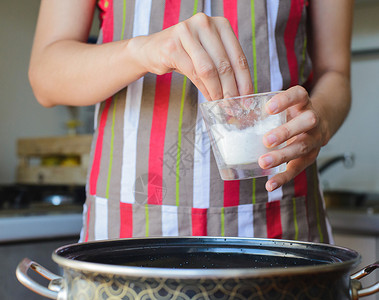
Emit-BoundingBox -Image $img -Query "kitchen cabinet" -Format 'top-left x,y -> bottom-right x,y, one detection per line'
16,135 -> 92,185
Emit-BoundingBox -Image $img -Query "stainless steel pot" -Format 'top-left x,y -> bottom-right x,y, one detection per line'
16,237 -> 379,300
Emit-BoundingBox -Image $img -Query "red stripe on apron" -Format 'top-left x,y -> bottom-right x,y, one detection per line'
120,203 -> 133,238
294,170 -> 307,197
294,169 -> 309,239
266,200 -> 282,239
192,208 -> 208,236
148,74 -> 172,205
147,0 -> 181,205
222,0 -> 240,208
223,181 -> 240,207
84,202 -> 91,242
284,0 -> 304,86
89,98 -> 112,195
223,0 -> 239,36
98,0 -> 114,43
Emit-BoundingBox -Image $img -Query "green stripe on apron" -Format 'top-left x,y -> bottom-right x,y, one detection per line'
106,95 -> 118,199
250,0 -> 258,201
145,204 -> 149,237
299,35 -> 307,83
313,165 -> 324,242
250,0 -> 258,93
175,1 -> 199,206
121,0 -> 127,39
221,207 -> 225,236
176,77 -> 187,206
292,197 -> 299,240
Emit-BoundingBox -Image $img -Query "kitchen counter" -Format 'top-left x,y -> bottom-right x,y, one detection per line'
327,208 -> 379,236
0,213 -> 82,243
0,205 -> 83,243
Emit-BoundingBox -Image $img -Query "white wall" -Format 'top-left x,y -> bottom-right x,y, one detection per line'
0,1 -> 97,184
318,0 -> 379,193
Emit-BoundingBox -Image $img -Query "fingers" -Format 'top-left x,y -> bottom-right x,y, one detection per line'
196,17 -> 239,99
177,20 -> 225,100
259,132 -> 321,192
257,85 -> 322,193
266,85 -> 309,114
259,132 -> 320,170
265,149 -> 319,192
166,34 -> 212,100
144,13 -> 252,100
175,13 -> 253,100
262,109 -> 319,148
213,17 -> 254,97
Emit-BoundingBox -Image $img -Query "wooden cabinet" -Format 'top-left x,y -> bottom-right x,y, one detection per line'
16,135 -> 92,185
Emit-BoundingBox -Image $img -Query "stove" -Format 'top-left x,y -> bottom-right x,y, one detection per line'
0,184 -> 85,215
0,184 -> 85,242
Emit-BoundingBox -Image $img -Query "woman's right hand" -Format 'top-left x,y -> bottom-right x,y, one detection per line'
131,13 -> 253,101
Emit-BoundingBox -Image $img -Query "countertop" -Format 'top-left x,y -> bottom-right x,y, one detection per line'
327,208 -> 379,236
0,208 -> 82,243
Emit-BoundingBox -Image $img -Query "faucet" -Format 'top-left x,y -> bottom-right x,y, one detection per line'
318,152 -> 355,175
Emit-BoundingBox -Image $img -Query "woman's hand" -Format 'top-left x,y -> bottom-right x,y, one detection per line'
258,86 -> 328,192
131,13 -> 253,100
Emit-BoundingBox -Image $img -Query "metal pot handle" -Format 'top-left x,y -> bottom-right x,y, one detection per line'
350,261 -> 379,299
16,258 -> 62,299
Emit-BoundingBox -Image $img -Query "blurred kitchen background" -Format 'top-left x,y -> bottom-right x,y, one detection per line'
0,0 -> 378,299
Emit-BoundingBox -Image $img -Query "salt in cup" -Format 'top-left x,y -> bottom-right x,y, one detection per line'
200,91 -> 286,180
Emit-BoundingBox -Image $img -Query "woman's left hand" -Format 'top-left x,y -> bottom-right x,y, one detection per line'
258,85 -> 327,192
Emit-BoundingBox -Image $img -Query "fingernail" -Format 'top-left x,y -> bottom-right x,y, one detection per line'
265,134 -> 278,146
269,181 -> 278,191
261,155 -> 273,168
267,100 -> 278,114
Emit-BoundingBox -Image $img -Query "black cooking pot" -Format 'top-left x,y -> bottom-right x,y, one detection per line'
16,237 -> 379,299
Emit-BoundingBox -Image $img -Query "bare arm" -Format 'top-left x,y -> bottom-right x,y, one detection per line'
308,0 -> 353,144
29,0 -> 253,107
258,0 -> 353,191
29,0 -> 148,107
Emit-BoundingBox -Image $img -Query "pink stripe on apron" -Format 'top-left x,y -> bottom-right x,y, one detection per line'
147,0 -> 181,205
192,208 -> 208,236
89,98 -> 112,195
222,0 -> 240,208
266,200 -> 282,239
284,0 -> 304,86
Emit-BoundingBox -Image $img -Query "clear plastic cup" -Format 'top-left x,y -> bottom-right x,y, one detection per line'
200,92 -> 286,180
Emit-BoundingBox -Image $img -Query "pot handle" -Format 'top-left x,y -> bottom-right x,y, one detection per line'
16,258 -> 61,299
350,261 -> 379,299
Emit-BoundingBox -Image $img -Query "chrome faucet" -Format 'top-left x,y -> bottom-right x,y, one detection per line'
318,152 -> 355,175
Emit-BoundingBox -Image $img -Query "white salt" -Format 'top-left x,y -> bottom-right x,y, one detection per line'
211,116 -> 281,166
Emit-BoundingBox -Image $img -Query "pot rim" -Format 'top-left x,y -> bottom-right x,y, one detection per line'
52,237 -> 361,279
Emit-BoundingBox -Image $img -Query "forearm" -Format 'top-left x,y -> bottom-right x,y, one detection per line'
310,70 -> 351,146
29,38 -> 146,107
307,0 -> 353,147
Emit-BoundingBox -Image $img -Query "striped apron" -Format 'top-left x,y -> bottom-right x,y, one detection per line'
80,0 -> 333,243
